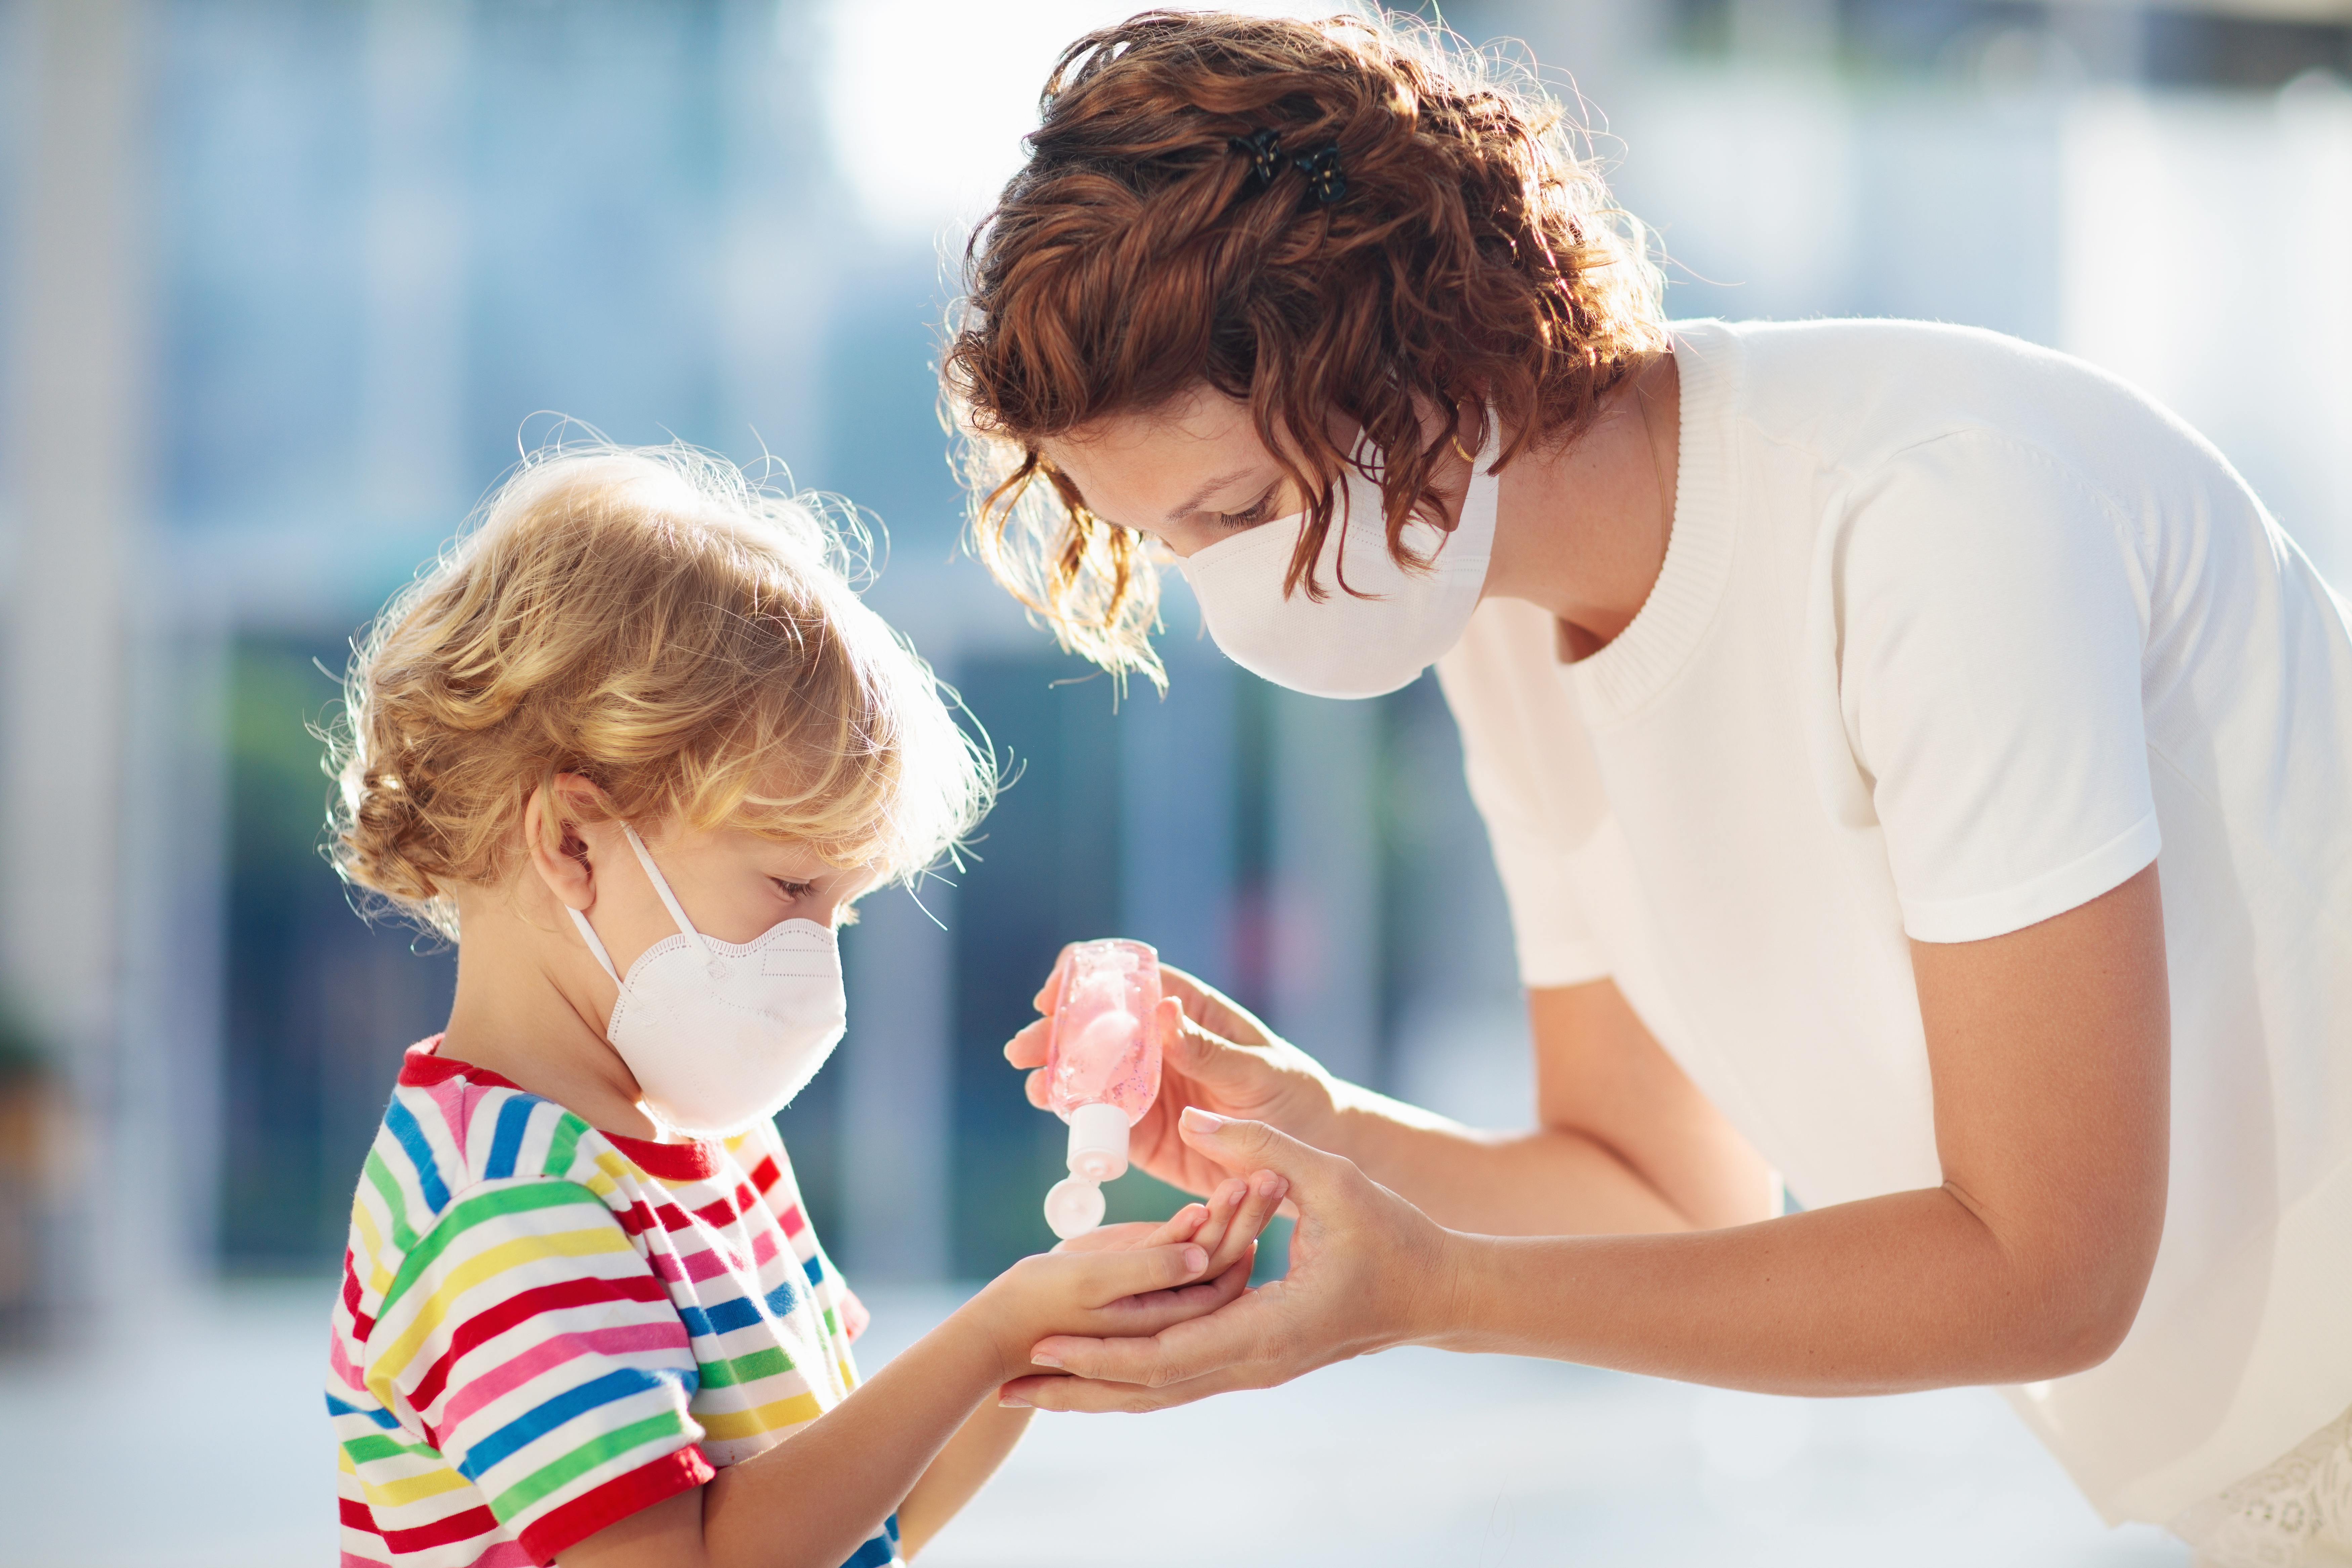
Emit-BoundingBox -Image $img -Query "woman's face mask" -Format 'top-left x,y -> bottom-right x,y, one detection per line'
568,825 -> 848,1139
1175,423 -> 1502,699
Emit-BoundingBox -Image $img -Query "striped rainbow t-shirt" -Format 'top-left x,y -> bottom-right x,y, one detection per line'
327,1040 -> 897,1567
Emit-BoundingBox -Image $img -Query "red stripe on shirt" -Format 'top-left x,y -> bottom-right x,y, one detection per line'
747,1154 -> 782,1193
409,1272 -> 671,1418
343,1252 -> 377,1341
515,1447 -> 715,1566
376,1500 -> 506,1553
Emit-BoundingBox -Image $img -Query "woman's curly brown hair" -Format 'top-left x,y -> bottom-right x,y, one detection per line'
943,8 -> 1666,684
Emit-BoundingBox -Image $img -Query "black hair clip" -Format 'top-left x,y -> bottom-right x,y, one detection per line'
1227,127 -> 1284,188
1293,142 -> 1346,205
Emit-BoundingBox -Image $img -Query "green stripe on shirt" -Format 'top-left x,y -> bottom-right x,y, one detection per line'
363,1149 -> 422,1254
343,1432 -> 447,1466
696,1344 -> 796,1388
378,1180 -> 614,1318
488,1409 -> 692,1522
541,1112 -> 587,1179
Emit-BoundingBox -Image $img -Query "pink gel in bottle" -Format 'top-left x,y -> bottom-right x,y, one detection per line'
1041,939 -> 1163,1239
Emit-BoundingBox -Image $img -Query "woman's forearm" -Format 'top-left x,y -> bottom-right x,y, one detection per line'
1324,1087 -> 1698,1236
1426,1185 -> 2144,1394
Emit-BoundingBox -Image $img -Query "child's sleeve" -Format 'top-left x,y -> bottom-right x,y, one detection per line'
364,1175 -> 713,1564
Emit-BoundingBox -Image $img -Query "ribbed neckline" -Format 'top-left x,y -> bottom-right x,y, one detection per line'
1565,320 -> 1741,727
401,1035 -> 724,1181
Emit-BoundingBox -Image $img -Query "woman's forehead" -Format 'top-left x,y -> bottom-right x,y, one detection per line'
1044,393 -> 1275,526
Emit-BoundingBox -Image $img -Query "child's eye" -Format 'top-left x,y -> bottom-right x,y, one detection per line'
771,878 -> 816,901
1212,486 -> 1278,531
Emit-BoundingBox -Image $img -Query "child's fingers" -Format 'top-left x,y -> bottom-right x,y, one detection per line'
1065,1252 -> 1254,1342
1190,1170 -> 1286,1280
1024,1068 -> 1048,1110
1136,1203 -> 1211,1249
1175,1177 -> 1249,1261
1052,1220 -> 1179,1255
1067,1241 -> 1209,1308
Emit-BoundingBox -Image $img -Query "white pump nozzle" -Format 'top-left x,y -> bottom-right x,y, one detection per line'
1044,1176 -> 1107,1239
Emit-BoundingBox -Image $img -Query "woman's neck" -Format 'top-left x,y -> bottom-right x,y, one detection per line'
1482,352 -> 1680,658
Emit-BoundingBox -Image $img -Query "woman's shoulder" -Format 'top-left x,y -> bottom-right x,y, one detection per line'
1677,316 -> 2229,506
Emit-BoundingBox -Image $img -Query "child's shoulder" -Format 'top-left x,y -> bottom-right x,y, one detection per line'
362,1040 -> 599,1217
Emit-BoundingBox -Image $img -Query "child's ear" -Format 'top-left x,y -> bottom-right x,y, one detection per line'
523,774 -> 611,912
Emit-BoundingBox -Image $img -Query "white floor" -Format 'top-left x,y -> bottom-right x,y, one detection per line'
0,1280 -> 2188,1566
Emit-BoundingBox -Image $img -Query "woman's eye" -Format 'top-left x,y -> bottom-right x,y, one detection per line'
1212,487 -> 1278,531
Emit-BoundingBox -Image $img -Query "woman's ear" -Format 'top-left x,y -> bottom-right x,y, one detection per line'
523,773 -> 611,913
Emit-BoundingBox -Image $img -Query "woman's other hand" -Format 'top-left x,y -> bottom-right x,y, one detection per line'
998,1109 -> 1456,1412
1004,956 -> 1347,1199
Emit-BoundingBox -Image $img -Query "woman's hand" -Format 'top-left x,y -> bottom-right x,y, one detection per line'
954,1169 -> 1289,1389
997,1109 -> 1457,1413
1005,957 -> 1347,1198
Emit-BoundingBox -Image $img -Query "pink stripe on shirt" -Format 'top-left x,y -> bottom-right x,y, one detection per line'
434,1323 -> 692,1436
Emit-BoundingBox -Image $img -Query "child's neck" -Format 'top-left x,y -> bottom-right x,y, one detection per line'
439,897 -> 678,1143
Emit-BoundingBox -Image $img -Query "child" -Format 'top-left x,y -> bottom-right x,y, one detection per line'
322,446 -> 1285,1568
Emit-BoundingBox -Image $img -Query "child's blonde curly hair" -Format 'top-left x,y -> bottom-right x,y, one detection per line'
325,442 -> 992,939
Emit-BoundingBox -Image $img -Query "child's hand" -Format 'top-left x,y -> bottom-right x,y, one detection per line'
1049,1170 -> 1287,1287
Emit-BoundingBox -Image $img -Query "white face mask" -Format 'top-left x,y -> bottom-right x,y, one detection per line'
567,825 -> 848,1139
1176,422 -> 1502,699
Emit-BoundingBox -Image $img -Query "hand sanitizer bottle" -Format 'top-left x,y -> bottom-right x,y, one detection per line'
1041,939 -> 1163,1240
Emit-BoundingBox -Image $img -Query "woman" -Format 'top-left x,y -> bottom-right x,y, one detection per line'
943,12 -> 2352,1564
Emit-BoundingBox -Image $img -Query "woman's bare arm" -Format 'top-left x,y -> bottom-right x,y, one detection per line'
1321,977 -> 1779,1235
1007,864 -> 2170,1406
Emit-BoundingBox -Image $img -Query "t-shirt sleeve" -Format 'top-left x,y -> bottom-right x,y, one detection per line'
1838,429 -> 2161,942
365,1177 -> 714,1564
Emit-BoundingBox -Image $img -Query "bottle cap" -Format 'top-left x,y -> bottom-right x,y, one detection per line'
1044,1176 -> 1106,1239
1065,1101 -> 1131,1182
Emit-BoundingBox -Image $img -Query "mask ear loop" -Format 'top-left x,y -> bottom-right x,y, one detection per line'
620,824 -> 724,976
568,906 -> 622,985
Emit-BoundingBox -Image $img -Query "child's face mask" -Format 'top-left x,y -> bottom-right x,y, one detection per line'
568,824 -> 847,1138
1174,422 -> 1502,700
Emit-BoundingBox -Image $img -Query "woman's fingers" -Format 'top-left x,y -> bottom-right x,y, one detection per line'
1030,943 -> 1077,1013
1072,1254 -> 1254,1341
1003,1016 -> 1051,1070
1001,1357 -> 1266,1413
1156,964 -> 1275,1049
1018,1282 -> 1288,1404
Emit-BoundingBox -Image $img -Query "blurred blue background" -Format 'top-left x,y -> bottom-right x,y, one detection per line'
0,0 -> 2345,1562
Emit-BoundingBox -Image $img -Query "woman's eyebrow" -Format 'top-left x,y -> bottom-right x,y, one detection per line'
1162,467 -> 1264,524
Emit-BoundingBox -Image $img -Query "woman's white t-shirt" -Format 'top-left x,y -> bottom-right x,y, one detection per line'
1434,318 -> 2352,1525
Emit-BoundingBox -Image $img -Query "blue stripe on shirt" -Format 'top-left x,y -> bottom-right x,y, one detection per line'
326,1392 -> 402,1428
383,1098 -> 452,1213
459,1366 -> 692,1480
485,1095 -> 538,1181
